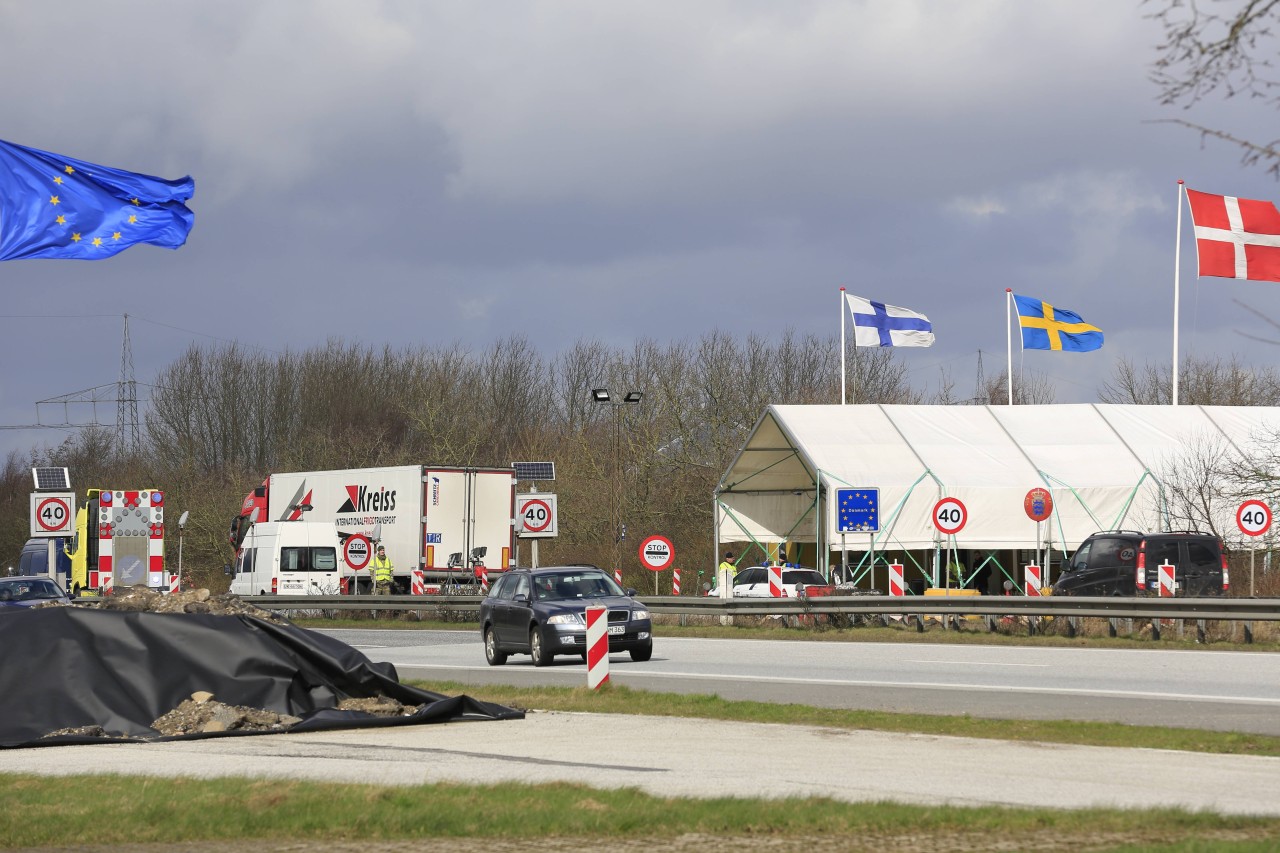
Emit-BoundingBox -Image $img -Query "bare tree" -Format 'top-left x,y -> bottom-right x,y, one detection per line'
1148,0 -> 1280,176
1100,353 -> 1280,404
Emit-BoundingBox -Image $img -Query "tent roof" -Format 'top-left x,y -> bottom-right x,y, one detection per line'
717,404 -> 1280,552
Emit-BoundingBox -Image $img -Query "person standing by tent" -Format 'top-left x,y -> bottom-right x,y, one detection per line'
715,551 -> 737,592
371,545 -> 395,595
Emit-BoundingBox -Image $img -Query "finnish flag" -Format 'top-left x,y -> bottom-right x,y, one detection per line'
844,293 -> 934,348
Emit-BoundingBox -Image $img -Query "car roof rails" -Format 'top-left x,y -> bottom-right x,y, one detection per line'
1088,529 -> 1146,537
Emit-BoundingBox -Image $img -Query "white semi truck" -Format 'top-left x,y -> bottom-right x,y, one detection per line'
229,465 -> 516,593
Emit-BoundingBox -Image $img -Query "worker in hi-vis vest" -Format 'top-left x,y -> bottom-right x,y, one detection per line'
371,545 -> 395,594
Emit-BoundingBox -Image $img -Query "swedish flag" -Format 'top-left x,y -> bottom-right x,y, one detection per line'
1013,293 -> 1103,352
0,138 -> 194,261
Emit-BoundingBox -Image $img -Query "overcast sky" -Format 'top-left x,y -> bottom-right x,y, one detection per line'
3,0 -> 1279,463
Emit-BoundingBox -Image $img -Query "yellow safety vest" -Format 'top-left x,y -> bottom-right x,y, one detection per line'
372,555 -> 394,584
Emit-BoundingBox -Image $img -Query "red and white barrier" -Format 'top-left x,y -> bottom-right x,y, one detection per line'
585,605 -> 609,689
411,568 -> 425,596
888,563 -> 905,597
1158,561 -> 1176,597
169,573 -> 181,594
478,566 -> 489,593
768,564 -> 783,597
1024,564 -> 1042,597
102,573 -> 113,596
672,568 -> 681,595
614,569 -> 623,586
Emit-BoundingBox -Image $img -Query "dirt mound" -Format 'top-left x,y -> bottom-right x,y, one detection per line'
84,585 -> 291,624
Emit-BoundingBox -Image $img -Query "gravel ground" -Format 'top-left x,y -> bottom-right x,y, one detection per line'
12,828 -> 1278,853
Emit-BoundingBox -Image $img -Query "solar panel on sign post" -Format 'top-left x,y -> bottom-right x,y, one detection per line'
513,461 -> 555,481
32,467 -> 71,491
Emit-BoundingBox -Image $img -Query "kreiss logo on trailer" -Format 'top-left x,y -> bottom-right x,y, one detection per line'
329,479 -> 400,531
638,535 -> 675,571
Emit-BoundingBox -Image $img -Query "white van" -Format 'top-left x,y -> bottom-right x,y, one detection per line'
229,521 -> 343,596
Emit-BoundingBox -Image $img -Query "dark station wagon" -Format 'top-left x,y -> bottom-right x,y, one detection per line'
480,566 -> 653,666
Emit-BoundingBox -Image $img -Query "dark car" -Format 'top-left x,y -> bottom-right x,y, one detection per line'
1052,530 -> 1228,597
480,566 -> 653,666
0,576 -> 71,611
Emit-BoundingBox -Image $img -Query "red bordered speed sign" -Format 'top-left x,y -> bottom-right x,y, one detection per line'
932,497 -> 968,535
1237,500 -> 1272,537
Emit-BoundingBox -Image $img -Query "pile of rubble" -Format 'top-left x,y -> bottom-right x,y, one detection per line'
43,692 -> 421,740
86,585 -> 292,624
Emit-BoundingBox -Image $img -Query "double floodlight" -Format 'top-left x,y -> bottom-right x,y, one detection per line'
592,388 -> 643,404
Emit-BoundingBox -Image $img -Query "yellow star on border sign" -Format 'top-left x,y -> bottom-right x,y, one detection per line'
112,232 -> 121,241
71,233 -> 81,242
91,237 -> 102,247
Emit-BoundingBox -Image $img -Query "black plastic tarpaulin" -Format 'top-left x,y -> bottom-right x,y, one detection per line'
0,607 -> 523,749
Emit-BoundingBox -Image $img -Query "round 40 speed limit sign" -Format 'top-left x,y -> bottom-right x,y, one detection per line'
1237,499 -> 1272,537
932,497 -> 968,535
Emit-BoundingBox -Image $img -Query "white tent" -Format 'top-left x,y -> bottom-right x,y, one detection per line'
715,404 -> 1280,574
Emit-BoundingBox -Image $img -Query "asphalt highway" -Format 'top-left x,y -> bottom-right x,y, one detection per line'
330,628 -> 1280,737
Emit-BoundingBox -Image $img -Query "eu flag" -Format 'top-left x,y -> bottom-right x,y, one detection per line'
0,139 -> 194,261
1013,293 -> 1103,352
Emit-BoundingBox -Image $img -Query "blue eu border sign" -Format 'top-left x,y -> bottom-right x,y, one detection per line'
836,488 -> 879,533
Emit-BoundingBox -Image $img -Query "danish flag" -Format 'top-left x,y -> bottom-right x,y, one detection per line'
1186,188 -> 1280,283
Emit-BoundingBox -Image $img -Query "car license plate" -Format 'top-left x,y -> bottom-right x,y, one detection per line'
607,625 -> 625,635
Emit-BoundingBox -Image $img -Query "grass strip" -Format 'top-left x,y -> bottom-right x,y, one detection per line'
1,773 -> 1278,849
410,679 -> 1280,758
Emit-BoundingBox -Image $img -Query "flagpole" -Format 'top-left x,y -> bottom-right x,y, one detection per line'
1005,288 -> 1014,405
1172,180 -> 1184,406
839,287 -> 847,405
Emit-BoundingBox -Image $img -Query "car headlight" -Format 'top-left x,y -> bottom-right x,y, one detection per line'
546,612 -> 584,625
631,608 -> 649,620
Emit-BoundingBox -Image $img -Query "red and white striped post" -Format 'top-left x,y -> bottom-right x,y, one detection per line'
1024,564 -> 1042,597
1158,561 -> 1176,597
672,568 -> 681,595
411,568 -> 425,596
768,564 -> 783,597
168,573 -> 181,595
614,569 -> 623,586
102,572 -> 113,596
888,563 -> 905,597
585,605 -> 609,689
478,565 -> 489,593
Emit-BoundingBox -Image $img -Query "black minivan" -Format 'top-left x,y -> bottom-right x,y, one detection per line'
1052,530 -> 1228,597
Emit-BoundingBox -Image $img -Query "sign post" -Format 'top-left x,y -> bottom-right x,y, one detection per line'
1024,488 -> 1053,582
343,533 -> 372,593
836,488 -> 878,588
1237,499 -> 1272,596
932,497 -> 967,590
638,534 -> 675,595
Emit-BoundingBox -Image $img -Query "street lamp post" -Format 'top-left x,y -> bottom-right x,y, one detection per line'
592,388 -> 642,581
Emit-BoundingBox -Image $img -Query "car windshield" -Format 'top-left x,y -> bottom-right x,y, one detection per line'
533,571 -> 624,601
2,580 -> 62,601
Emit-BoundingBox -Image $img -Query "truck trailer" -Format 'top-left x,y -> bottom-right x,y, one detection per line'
229,466 -> 516,593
